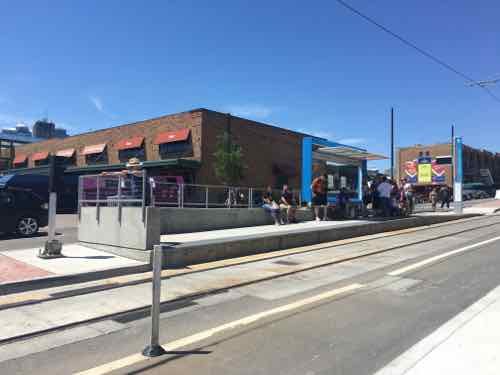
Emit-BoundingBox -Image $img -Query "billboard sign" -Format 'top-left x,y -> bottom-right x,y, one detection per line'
404,161 -> 418,183
418,163 -> 432,184
431,160 -> 446,183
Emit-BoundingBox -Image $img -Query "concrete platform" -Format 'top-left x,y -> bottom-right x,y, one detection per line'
0,244 -> 148,288
159,213 -> 479,267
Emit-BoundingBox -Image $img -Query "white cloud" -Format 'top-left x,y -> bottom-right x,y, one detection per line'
89,95 -> 104,112
0,113 -> 34,128
226,105 -> 274,119
89,95 -> 117,119
337,137 -> 367,146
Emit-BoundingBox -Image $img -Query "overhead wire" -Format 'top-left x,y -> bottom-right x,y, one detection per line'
334,0 -> 500,103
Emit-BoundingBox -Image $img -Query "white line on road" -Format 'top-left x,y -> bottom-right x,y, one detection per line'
387,235 -> 500,277
373,283 -> 500,375
76,283 -> 364,375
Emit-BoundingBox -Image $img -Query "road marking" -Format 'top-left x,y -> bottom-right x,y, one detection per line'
75,283 -> 364,375
388,235 -> 500,277
374,283 -> 500,375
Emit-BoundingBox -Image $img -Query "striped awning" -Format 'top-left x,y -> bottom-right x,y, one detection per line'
56,148 -> 75,158
116,136 -> 144,151
32,151 -> 49,161
154,129 -> 190,145
13,154 -> 27,164
82,143 -> 106,155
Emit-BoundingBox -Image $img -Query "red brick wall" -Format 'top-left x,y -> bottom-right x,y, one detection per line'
14,110 -> 203,168
199,111 -> 304,189
397,143 -> 453,186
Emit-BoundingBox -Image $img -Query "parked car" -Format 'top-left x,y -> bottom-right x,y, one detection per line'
0,173 -> 78,213
0,177 -> 48,236
462,183 -> 493,201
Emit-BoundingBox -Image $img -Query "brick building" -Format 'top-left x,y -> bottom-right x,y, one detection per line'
397,143 -> 500,187
9,108 -> 307,189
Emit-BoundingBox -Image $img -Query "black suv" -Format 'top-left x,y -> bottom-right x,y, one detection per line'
0,177 -> 49,236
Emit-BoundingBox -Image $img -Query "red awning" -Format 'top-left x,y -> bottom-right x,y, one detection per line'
56,148 -> 75,158
81,143 -> 106,155
13,154 -> 27,164
32,151 -> 49,161
116,136 -> 144,151
154,129 -> 190,145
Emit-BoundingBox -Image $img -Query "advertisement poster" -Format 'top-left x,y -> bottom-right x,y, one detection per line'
404,161 -> 418,183
431,161 -> 446,183
418,163 -> 432,184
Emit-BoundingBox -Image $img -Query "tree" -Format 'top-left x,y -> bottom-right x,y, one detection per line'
213,130 -> 245,186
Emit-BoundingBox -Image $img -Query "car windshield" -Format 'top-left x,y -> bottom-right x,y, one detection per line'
0,174 -> 13,187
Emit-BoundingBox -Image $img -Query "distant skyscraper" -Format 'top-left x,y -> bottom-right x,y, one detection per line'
53,127 -> 68,138
32,119 -> 56,139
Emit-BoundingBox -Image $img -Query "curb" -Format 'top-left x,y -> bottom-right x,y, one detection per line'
0,263 -> 151,295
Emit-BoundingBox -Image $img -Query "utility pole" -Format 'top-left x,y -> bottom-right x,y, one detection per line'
390,108 -> 394,180
38,155 -> 63,258
451,125 -> 455,186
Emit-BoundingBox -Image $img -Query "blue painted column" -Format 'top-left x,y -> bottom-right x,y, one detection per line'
301,137 -> 313,204
454,137 -> 463,213
357,165 -> 363,201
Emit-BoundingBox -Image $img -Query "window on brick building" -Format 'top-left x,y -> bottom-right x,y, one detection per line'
419,151 -> 423,157
13,160 -> 28,168
119,147 -> 145,163
86,152 -> 108,165
155,129 -> 193,159
159,141 -> 192,159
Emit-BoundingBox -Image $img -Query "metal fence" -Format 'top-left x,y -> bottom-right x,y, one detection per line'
150,181 -> 301,209
78,173 -> 302,219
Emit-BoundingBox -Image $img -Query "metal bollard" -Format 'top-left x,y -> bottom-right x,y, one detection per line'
142,245 -> 166,357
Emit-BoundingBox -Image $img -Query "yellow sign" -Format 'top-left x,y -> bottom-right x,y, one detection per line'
418,164 -> 432,183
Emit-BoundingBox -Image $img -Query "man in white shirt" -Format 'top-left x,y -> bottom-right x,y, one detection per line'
377,176 -> 393,217
402,178 -> 414,213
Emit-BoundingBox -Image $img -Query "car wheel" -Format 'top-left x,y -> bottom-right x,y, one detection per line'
17,217 -> 39,236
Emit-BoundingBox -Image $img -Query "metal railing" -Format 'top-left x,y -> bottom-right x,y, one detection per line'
78,171 -> 147,222
78,173 -> 302,220
150,181 -> 301,209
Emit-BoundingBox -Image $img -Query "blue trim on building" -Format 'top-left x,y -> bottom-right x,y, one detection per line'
301,137 -> 313,203
301,137 -> 368,205
455,137 -> 463,183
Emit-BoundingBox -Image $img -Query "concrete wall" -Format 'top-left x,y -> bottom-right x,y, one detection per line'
161,214 -> 478,267
159,207 -> 314,234
78,206 -> 161,251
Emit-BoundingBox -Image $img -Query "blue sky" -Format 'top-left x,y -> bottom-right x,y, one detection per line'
1,0 -> 499,170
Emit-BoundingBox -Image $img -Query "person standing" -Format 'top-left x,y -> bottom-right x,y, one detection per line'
311,174 -> 328,222
280,184 -> 297,223
430,187 -> 439,211
440,185 -> 451,209
377,176 -> 393,217
402,178 -> 415,214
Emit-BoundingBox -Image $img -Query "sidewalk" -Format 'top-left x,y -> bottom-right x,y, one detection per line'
0,244 -> 146,285
376,283 -> 500,375
463,198 -> 500,215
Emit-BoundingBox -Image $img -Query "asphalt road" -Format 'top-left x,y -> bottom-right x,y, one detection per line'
2,217 -> 500,374
0,214 -> 78,252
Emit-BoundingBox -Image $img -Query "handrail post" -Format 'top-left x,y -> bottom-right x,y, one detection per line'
205,186 -> 209,208
142,245 -> 166,357
96,175 -> 100,222
118,175 -> 122,224
142,169 -> 147,223
249,188 -> 252,208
